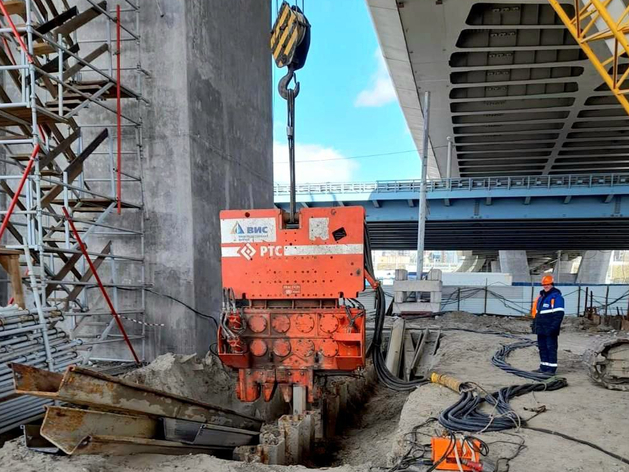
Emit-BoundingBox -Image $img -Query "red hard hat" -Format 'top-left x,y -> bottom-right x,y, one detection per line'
541,275 -> 554,285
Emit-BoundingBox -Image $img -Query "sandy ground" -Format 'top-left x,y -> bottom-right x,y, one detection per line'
1,312 -> 627,472
388,312 -> 629,472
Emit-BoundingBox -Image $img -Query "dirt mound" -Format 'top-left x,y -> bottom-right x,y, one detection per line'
123,353 -> 287,420
123,353 -> 233,403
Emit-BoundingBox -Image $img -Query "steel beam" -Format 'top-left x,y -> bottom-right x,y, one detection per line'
11,363 -> 262,431
40,406 -> 157,455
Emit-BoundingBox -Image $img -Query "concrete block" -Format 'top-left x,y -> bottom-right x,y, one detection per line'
428,268 -> 443,281
394,269 -> 408,303
393,280 -> 442,293
394,302 -> 441,313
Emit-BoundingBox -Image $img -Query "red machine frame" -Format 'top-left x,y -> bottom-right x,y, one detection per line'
218,207 -> 370,403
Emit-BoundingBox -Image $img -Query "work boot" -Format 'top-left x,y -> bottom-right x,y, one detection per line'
532,368 -> 546,373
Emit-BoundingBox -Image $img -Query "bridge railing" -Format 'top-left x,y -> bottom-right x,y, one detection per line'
273,174 -> 629,195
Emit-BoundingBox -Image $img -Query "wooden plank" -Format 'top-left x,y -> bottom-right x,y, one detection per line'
35,43 -> 80,80
33,0 -> 49,20
36,6 -> 78,34
0,253 -> 25,309
0,1 -> 27,18
0,106 -> 62,127
66,241 -> 111,302
53,1 -> 107,38
41,129 -> 108,206
43,0 -> 60,18
50,198 -> 141,211
38,128 -> 80,168
45,252 -> 82,297
62,44 -> 108,81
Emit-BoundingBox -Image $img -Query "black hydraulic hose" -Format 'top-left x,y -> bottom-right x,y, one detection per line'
492,340 -> 555,382
365,228 -> 428,392
438,340 -> 568,433
438,378 -> 567,433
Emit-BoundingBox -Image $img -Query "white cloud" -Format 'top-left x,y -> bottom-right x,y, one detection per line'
273,141 -> 358,184
355,48 -> 397,108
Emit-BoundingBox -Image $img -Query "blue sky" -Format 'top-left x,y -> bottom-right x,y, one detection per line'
272,0 -> 421,184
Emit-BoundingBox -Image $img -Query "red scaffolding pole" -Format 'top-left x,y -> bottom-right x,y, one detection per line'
62,207 -> 140,364
116,4 -> 122,215
0,144 -> 40,242
0,0 -> 33,63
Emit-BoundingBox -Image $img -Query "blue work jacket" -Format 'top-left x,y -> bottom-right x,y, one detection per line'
532,287 -> 565,335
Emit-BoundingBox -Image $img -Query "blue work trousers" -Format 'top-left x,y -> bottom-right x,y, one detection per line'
537,333 -> 558,373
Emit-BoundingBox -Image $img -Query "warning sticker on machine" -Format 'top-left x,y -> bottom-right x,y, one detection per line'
220,218 -> 277,243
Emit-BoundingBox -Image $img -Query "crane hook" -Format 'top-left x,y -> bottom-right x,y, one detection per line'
278,66 -> 300,100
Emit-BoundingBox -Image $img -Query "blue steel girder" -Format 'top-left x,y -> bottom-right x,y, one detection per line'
274,188 -> 628,221
273,176 -> 629,250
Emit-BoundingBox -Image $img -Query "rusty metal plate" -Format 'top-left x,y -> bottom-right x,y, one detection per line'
11,363 -> 262,431
74,435 -> 233,456
41,406 -> 157,455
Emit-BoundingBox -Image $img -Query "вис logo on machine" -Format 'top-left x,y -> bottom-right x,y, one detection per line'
221,217 -> 277,244
231,222 -> 269,235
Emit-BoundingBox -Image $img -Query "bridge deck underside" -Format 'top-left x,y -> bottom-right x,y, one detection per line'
371,0 -> 629,178
368,218 -> 629,250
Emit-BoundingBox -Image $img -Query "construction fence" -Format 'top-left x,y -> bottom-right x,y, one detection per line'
440,284 -> 629,318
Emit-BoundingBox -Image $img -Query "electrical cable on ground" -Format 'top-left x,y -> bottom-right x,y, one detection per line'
522,425 -> 629,466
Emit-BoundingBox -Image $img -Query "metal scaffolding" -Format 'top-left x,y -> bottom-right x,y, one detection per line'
0,0 -> 147,431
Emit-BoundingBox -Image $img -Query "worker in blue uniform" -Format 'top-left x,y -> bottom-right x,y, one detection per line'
531,275 -> 565,374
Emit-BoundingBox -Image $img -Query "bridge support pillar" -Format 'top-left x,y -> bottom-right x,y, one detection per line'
576,251 -> 612,284
456,251 -> 476,272
553,253 -> 576,284
499,250 -> 531,283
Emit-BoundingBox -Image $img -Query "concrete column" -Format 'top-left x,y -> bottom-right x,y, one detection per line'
470,257 -> 486,272
499,250 -> 531,283
553,253 -> 576,284
456,251 -> 476,272
576,251 -> 612,284
141,1 -> 273,358
491,260 -> 501,272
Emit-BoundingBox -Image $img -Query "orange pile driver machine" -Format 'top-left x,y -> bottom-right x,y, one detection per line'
218,207 -> 377,404
218,3 -> 381,407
